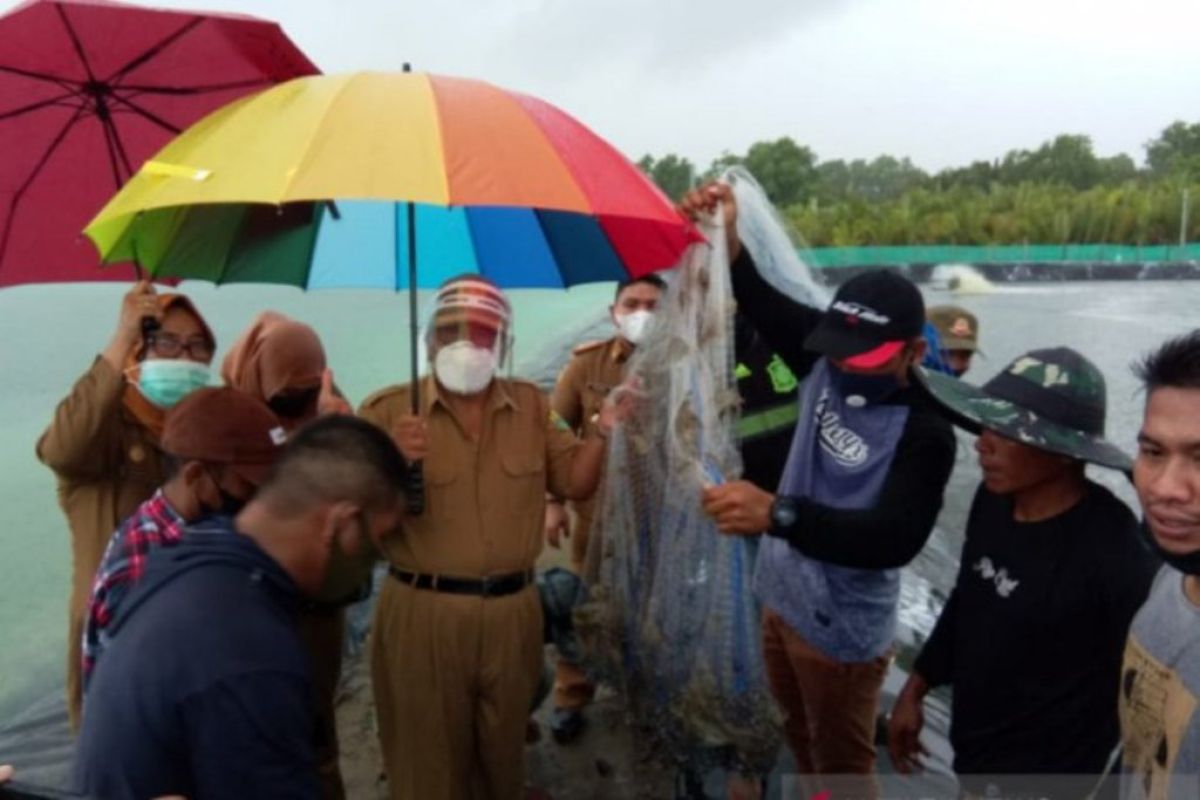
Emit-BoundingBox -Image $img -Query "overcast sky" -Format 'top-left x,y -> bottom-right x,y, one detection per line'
16,0 -> 1200,172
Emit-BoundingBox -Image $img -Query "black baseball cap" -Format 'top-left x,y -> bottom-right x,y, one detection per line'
805,270 -> 925,368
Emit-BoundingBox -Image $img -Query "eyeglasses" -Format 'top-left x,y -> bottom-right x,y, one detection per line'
147,333 -> 213,361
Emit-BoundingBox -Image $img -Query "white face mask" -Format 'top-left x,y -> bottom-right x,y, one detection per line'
615,309 -> 655,346
433,341 -> 498,395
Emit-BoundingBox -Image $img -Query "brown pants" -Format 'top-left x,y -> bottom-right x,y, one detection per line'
761,609 -> 889,798
371,577 -> 543,800
553,550 -> 594,711
296,607 -> 347,800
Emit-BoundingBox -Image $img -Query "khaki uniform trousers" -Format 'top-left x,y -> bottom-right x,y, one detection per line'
372,577 -> 543,800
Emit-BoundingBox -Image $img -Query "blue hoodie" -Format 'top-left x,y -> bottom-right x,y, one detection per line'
74,517 -> 318,800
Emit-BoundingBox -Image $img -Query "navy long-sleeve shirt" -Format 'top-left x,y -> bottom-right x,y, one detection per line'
74,519 -> 319,800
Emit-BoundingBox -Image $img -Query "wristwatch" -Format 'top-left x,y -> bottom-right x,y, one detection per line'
769,496 -> 799,531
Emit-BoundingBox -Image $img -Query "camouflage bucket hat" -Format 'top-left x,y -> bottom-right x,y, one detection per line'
915,347 -> 1132,471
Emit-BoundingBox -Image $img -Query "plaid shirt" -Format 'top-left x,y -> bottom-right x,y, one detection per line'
82,490 -> 186,687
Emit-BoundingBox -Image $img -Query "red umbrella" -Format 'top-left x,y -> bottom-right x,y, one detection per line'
0,0 -> 319,286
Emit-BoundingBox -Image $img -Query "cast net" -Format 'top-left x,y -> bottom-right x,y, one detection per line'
575,168 -> 828,778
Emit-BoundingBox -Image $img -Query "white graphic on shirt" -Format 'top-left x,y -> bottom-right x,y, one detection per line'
973,556 -> 1020,598
814,388 -> 868,467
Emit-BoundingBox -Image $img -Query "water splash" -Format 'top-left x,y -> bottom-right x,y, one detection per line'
930,263 -> 996,295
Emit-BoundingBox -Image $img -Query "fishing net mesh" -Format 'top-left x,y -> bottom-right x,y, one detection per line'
575,174 -> 796,778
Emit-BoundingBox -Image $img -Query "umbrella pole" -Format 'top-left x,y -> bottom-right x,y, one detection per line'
406,200 -> 425,515
132,235 -> 160,340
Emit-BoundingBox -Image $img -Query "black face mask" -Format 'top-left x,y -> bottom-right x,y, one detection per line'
1139,519 -> 1200,575
268,388 -> 319,420
828,366 -> 902,405
314,512 -> 379,606
214,488 -> 247,517
204,467 -> 248,517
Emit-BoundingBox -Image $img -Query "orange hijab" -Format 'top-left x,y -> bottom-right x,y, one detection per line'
221,311 -> 326,402
122,294 -> 216,440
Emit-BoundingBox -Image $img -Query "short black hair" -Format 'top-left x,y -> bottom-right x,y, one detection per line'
160,453 -> 185,482
261,415 -> 407,515
614,274 -> 667,302
1134,330 -> 1200,393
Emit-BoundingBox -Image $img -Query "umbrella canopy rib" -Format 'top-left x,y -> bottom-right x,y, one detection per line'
54,3 -> 97,82
118,78 -> 271,96
0,91 -> 82,122
0,61 -> 75,88
106,91 -> 181,134
108,18 -> 204,85
0,102 -> 89,257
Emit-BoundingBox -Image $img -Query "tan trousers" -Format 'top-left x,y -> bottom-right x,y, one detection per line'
371,577 -> 543,800
296,607 -> 346,800
761,608 -> 889,799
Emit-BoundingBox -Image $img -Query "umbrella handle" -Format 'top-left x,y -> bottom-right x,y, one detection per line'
141,315 -> 161,340
405,460 -> 426,515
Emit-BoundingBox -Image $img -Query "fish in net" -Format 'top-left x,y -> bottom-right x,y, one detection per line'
575,185 -> 784,780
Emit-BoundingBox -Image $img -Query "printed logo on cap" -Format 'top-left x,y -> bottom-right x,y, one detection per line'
950,317 -> 973,337
831,300 -> 890,327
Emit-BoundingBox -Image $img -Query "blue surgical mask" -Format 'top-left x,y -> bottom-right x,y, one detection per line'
828,365 -> 901,407
137,358 -> 211,409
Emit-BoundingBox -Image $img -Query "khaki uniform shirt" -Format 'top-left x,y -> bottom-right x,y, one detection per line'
359,376 -> 581,577
550,337 -> 630,541
36,357 -> 165,726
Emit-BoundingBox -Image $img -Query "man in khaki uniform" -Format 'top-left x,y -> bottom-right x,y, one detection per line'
543,274 -> 665,743
361,275 -> 623,800
36,282 -> 214,729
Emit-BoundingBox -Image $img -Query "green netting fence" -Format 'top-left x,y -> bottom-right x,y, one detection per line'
806,242 -> 1200,269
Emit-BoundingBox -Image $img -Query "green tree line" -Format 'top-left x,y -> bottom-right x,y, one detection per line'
637,121 -> 1200,247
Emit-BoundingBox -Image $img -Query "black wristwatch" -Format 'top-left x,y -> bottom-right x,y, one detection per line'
769,496 -> 799,531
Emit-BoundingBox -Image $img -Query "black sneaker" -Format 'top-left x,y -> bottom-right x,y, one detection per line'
549,707 -> 586,744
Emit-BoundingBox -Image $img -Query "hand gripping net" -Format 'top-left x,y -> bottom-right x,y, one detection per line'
575,192 -> 783,777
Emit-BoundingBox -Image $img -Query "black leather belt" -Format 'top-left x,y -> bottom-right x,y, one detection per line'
388,567 -> 534,598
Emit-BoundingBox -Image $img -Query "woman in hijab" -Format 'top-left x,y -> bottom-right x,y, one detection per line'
221,310 -> 352,800
222,311 -> 350,430
38,281 -> 215,729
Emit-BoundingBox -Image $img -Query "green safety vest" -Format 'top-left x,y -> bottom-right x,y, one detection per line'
735,354 -> 800,440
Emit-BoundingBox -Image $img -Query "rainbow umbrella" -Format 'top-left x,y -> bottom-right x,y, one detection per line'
85,69 -> 698,512
85,69 -> 698,399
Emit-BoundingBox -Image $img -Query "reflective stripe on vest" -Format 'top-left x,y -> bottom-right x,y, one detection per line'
736,401 -> 799,440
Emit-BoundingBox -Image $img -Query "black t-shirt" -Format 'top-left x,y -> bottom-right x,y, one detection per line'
915,481 -> 1159,776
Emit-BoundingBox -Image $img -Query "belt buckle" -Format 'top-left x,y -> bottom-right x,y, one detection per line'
480,575 -> 498,597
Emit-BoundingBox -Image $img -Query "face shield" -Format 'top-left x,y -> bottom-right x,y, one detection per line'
425,277 -> 513,395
